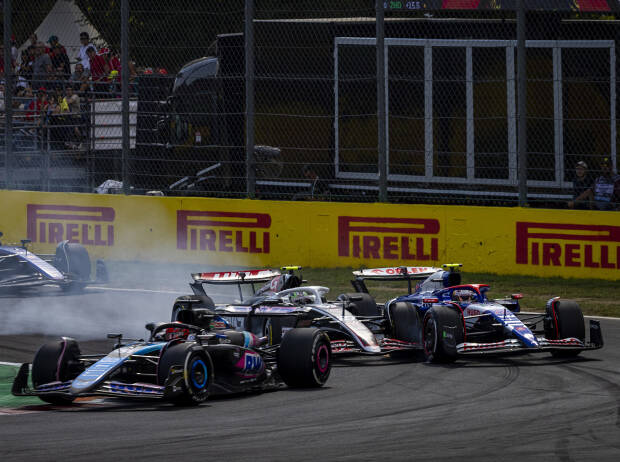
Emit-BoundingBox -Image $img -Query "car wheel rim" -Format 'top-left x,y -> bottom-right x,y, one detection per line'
423,317 -> 436,356
316,344 -> 329,374
190,358 -> 208,389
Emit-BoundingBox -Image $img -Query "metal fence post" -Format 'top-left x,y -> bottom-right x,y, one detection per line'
245,0 -> 256,198
121,0 -> 130,194
517,0 -> 528,206
3,0 -> 14,189
376,0 -> 387,202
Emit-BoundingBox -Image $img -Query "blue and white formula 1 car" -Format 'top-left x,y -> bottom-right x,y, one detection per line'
0,232 -> 107,292
12,320 -> 331,405
347,265 -> 604,362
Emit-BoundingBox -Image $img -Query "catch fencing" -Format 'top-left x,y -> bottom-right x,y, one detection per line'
1,1 -> 619,208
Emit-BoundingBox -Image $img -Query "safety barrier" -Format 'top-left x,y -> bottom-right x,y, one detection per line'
1,190 -> 620,280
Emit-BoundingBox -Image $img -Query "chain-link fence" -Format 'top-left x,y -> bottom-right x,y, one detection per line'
2,1 -> 619,210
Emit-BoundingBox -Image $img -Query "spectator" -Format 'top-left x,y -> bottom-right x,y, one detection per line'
592,158 -> 620,210
51,44 -> 71,79
47,36 -> 67,56
77,32 -> 96,70
63,85 -> 83,146
567,161 -> 593,209
32,42 -> 53,89
70,62 -> 91,94
26,87 -> 48,125
28,33 -> 38,48
87,46 -> 109,97
11,34 -> 18,63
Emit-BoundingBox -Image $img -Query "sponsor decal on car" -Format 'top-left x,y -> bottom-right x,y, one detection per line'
338,216 -> 439,261
516,222 -> 620,269
27,204 -> 115,246
177,210 -> 271,254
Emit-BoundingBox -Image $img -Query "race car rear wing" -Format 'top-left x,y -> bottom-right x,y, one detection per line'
351,264 -> 462,295
351,266 -> 441,295
192,269 -> 281,284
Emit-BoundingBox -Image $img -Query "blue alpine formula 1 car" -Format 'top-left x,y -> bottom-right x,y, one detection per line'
12,320 -> 331,405
347,265 -> 603,362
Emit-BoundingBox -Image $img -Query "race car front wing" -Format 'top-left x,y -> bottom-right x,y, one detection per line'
456,320 -> 603,355
11,363 -> 187,401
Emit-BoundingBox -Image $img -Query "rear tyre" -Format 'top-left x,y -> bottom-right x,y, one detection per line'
422,306 -> 464,363
54,241 -> 91,292
157,342 -> 211,405
32,338 -> 83,404
545,299 -> 585,358
337,293 -> 380,317
278,328 -> 331,388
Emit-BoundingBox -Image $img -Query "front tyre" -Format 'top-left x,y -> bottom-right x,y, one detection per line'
32,338 -> 83,404
158,342 -> 212,405
422,306 -> 464,363
278,328 -> 331,388
545,299 -> 585,358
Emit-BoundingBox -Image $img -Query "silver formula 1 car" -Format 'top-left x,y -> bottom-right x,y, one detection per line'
0,232 -> 108,291
171,267 -> 425,356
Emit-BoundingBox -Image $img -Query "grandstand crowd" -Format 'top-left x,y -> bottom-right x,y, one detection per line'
1,31 -> 165,152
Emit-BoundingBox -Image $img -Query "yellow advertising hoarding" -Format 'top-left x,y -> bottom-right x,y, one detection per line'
1,190 -> 620,279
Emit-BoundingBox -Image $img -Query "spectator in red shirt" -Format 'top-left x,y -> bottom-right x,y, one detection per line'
26,87 -> 48,125
87,46 -> 109,97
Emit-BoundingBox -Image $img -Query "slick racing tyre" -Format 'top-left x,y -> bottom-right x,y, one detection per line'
545,299 -> 585,358
391,302 -> 420,343
422,306 -> 464,363
32,338 -> 83,404
158,342 -> 212,405
278,328 -> 331,388
54,241 -> 91,292
336,293 -> 380,317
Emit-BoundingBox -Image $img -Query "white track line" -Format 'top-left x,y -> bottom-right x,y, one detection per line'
0,361 -> 22,367
89,286 -> 183,295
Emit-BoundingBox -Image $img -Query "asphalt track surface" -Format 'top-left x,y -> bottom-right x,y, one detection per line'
1,264 -> 620,461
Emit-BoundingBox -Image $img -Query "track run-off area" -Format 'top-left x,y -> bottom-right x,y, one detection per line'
1,263 -> 619,461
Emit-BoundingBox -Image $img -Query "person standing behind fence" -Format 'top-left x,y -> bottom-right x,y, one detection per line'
591,158 -> 620,210
87,46 -> 109,97
77,32 -> 96,70
51,44 -> 71,81
567,161 -> 593,209
32,43 -> 53,89
70,63 -> 91,95
63,85 -> 83,148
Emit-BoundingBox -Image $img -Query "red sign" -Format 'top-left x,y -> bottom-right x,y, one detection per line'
177,211 -> 271,254
26,204 -> 115,246
338,216 -> 440,260
516,222 -> 620,269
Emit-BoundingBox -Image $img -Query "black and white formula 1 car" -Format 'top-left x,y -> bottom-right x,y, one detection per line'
0,232 -> 108,292
171,268 -> 427,356
348,265 -> 604,362
12,320 -> 331,405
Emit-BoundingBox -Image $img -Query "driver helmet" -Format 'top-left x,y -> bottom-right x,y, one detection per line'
452,289 -> 474,303
164,323 -> 190,341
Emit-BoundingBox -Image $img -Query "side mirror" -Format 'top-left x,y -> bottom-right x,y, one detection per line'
145,323 -> 156,332
107,333 -> 122,339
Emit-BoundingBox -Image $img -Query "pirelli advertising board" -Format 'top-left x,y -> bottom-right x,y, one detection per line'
1,190 -> 620,280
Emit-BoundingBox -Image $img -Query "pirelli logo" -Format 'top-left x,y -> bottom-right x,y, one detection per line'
516,222 -> 620,269
177,211 -> 271,254
26,204 -> 115,246
338,216 -> 439,260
